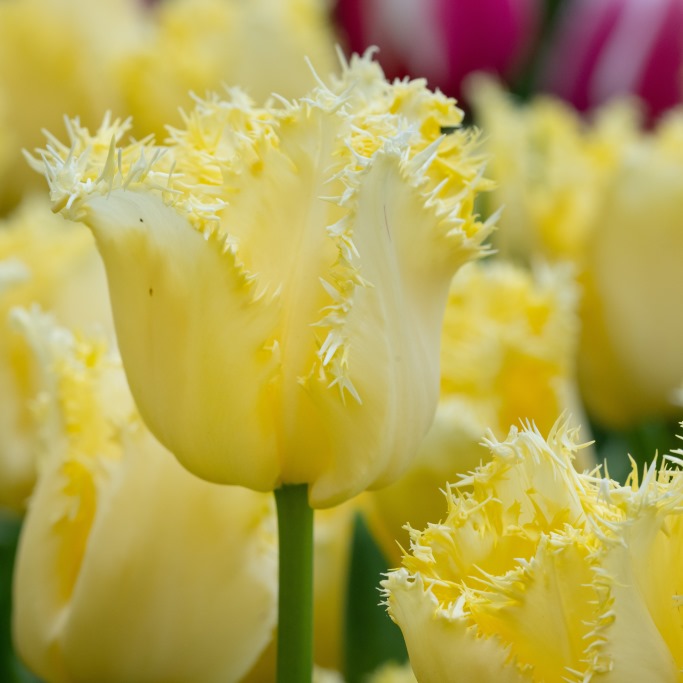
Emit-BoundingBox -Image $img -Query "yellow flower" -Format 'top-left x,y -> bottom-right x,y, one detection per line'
32,54 -> 494,507
382,419 -> 683,682
469,76 -> 638,265
0,0 -> 144,212
470,77 -> 683,428
117,0 -> 339,139
365,261 -> 591,562
0,196 -> 111,512
12,309 -> 277,683
578,110 -> 683,426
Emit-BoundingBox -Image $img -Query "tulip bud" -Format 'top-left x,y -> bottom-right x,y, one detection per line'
382,419 -> 683,682
12,309 -> 277,683
578,110 -> 683,426
334,0 -> 541,101
540,0 -> 683,121
31,54 -> 494,507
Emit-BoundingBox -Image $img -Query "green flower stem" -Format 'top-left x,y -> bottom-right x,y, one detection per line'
275,484 -> 314,683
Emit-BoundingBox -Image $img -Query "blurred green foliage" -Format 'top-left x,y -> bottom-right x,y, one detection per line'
0,515 -> 41,683
344,514 -> 407,683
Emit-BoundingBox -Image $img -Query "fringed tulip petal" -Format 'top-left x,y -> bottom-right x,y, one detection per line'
383,420 -> 683,681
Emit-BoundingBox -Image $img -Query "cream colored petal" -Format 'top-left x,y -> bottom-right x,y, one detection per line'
593,540 -> 679,682
592,472 -> 683,678
383,570 -> 529,683
300,149 -> 477,506
82,190 -> 282,491
65,437 -> 276,683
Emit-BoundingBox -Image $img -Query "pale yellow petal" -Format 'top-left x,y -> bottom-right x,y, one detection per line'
82,190 -> 282,491
12,316 -> 277,683
383,571 -> 529,683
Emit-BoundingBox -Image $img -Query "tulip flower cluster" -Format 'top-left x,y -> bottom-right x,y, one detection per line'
2,1 -> 683,682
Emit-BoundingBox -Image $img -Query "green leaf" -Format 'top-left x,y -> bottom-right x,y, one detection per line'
343,513 -> 407,683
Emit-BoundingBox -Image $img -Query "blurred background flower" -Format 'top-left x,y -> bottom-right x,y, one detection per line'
471,79 -> 683,432
334,0 -> 542,105
116,0 -> 339,140
0,197 -> 111,514
538,0 -> 683,123
11,309 -> 278,683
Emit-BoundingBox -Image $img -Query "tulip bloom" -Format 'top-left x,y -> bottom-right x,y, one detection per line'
540,0 -> 683,122
33,54 -> 494,507
334,0 -> 541,101
471,80 -> 683,427
12,309 -> 277,683
365,261 -> 592,562
578,112 -> 683,426
382,419 -> 683,682
0,197 -> 111,512
469,76 -> 638,264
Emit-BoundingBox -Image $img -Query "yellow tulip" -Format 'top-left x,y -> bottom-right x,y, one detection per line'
0,196 -> 111,512
365,261 -> 592,561
578,112 -> 683,426
12,309 -> 277,683
32,54 -> 494,507
470,77 -> 683,428
469,76 -> 638,265
382,419 -> 683,682
117,0 -> 339,139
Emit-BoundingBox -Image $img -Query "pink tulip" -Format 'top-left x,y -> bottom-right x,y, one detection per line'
541,0 -> 683,121
334,0 -> 541,101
